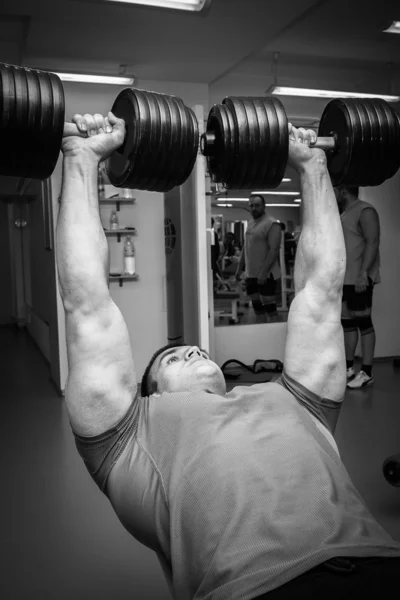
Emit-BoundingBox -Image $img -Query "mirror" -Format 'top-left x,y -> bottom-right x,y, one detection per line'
211,172 -> 302,328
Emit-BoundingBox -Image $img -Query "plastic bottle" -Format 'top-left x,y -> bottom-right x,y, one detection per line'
110,211 -> 119,231
123,236 -> 135,275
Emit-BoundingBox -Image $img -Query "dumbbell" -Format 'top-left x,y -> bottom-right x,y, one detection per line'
0,61 -> 199,192
200,95 -> 400,189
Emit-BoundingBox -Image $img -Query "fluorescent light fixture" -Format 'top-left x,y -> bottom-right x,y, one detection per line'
104,0 -> 209,11
268,85 -> 400,103
216,203 -> 233,207
55,72 -> 134,85
294,198 -> 302,203
264,204 -> 300,208
383,21 -> 400,34
251,191 -> 300,196
282,178 -> 291,182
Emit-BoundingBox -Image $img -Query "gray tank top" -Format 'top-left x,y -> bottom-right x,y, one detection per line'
341,199 -> 380,285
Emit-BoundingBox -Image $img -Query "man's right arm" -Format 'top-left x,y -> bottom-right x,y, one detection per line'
283,126 -> 346,404
57,114 -> 137,437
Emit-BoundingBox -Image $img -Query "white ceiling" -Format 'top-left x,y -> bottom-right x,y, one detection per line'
1,0 -> 399,85
1,0 -> 400,198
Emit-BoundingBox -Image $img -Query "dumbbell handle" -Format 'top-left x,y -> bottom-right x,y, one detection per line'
63,122 -> 127,139
311,136 -> 336,151
201,132 -> 337,156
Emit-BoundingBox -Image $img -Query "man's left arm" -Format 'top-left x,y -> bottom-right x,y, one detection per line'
356,207 -> 380,292
258,223 -> 282,284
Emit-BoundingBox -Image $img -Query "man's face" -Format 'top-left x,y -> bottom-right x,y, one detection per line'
150,346 -> 227,396
249,196 -> 265,219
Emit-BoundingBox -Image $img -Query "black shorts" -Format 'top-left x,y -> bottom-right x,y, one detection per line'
342,277 -> 374,312
246,275 -> 277,297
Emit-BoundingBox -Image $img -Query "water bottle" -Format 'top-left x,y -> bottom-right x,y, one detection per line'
123,236 -> 135,275
110,211 -> 119,231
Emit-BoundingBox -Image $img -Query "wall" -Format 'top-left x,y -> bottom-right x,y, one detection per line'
51,78 -> 209,391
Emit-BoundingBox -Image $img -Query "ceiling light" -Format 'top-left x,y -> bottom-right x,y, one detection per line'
103,0 -> 209,11
267,85 -> 400,103
383,21 -> 400,34
294,198 -> 302,203
55,72 -> 134,85
282,178 -> 291,182
264,204 -> 300,208
216,203 -> 233,207
251,191 -> 300,196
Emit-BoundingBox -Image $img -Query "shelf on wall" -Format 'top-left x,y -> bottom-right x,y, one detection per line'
104,228 -> 137,242
100,197 -> 136,211
108,273 -> 140,287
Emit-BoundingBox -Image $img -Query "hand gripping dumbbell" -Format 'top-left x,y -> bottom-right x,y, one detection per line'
0,61 -> 199,192
200,95 -> 400,189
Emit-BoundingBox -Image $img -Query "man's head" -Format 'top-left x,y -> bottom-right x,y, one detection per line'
334,185 -> 359,212
224,231 -> 235,245
249,194 -> 265,220
141,343 -> 226,398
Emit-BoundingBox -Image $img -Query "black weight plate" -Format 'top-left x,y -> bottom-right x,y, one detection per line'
250,98 -> 272,189
224,97 -> 251,188
128,89 -> 157,190
25,67 -> 50,179
359,99 -> 384,186
167,96 -> 188,190
140,90 -> 163,190
342,99 -> 365,186
180,102 -> 199,188
319,99 -> 354,186
174,100 -> 198,189
260,97 -> 286,188
107,88 -> 141,187
223,97 -> 249,188
181,105 -> 199,185
0,62 -> 16,131
237,98 -> 263,190
372,99 -> 400,182
269,96 -> 289,189
156,93 -> 181,192
349,99 -> 376,186
36,71 -> 59,180
12,66 -> 34,178
204,104 -> 231,185
0,63 -> 17,176
213,101 -> 234,186
46,71 -> 65,179
149,92 -> 173,191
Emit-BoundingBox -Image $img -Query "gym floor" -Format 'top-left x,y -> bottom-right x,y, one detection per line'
1,325 -> 400,599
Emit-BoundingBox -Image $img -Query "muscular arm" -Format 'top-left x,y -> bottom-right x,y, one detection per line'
284,130 -> 346,403
259,223 -> 282,277
57,124 -> 136,436
359,207 -> 380,275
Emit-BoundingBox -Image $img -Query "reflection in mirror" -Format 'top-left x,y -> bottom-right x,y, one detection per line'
212,183 -> 302,327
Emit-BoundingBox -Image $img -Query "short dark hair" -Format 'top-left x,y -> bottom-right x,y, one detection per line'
337,185 -> 359,198
140,342 -> 186,397
279,222 -> 286,231
249,194 -> 265,205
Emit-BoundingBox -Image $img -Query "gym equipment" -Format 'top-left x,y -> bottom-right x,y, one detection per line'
0,62 -> 199,192
382,452 -> 400,487
201,96 -> 400,188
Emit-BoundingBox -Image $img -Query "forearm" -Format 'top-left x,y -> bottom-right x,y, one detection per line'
295,159 -> 346,295
56,152 -> 110,313
360,242 -> 379,275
